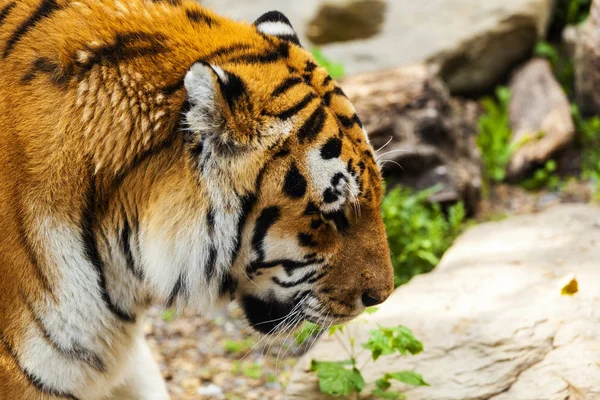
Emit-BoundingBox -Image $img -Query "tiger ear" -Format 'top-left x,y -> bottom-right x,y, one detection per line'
253,11 -> 302,47
184,61 -> 246,113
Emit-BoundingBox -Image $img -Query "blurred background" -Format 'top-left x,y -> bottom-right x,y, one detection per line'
147,1 -> 600,399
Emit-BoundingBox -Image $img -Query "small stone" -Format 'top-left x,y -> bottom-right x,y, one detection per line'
196,384 -> 224,397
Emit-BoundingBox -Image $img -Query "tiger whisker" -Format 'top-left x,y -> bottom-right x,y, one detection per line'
374,136 -> 394,154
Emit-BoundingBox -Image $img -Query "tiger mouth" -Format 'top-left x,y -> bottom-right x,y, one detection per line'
241,294 -> 357,334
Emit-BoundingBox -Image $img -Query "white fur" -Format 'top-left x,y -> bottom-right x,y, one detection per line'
255,21 -> 296,38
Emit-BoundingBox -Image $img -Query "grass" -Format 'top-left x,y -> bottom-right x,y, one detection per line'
476,86 -> 514,189
572,104 -> 600,199
381,185 -> 466,286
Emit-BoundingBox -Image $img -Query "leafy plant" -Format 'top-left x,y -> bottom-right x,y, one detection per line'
534,41 -> 575,95
572,104 -> 600,199
521,160 -> 562,191
381,185 -> 466,286
311,48 -> 345,79
307,309 -> 427,399
548,0 -> 592,39
477,86 -> 514,186
231,360 -> 263,380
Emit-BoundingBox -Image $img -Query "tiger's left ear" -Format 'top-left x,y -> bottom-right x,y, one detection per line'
253,11 -> 302,47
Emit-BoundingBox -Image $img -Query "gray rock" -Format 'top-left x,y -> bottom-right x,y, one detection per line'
341,64 -> 481,211
202,0 -> 554,94
306,0 -> 386,45
565,1 -> 600,115
507,58 -> 575,179
285,204 -> 600,400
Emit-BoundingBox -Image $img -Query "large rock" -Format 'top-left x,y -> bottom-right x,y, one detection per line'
506,59 -> 575,179
341,65 -> 482,211
285,204 -> 600,400
565,0 -> 600,115
203,0 -> 554,94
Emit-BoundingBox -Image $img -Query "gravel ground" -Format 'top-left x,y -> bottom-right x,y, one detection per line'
146,304 -> 306,400
145,181 -> 596,400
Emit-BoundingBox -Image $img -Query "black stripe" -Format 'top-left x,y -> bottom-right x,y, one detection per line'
23,296 -> 106,372
160,78 -> 184,96
151,0 -> 182,5
273,271 -> 317,288
305,61 -> 318,73
272,76 -> 303,97
322,75 -> 332,86
227,42 -> 289,64
186,8 -> 215,26
283,163 -> 307,199
229,167 -> 267,268
166,274 -> 185,307
251,207 -> 281,262
3,0 -> 61,58
323,210 -> 349,234
248,257 -> 323,275
21,57 -> 68,86
0,331 -> 80,400
323,86 -> 346,106
337,113 -> 362,129
77,32 -> 167,73
297,106 -> 326,143
204,246 -> 218,282
121,217 -> 143,280
0,2 -> 16,27
219,273 -> 238,297
273,92 -> 317,120
205,43 -> 252,61
298,232 -> 318,247
206,207 -> 215,233
82,178 -> 136,323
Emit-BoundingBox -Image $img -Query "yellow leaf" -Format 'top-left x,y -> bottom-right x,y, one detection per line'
560,274 -> 578,296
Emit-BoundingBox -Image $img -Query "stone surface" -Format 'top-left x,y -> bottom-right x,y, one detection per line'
285,204 -> 600,400
202,0 -> 554,93
506,58 -> 575,179
341,64 -> 481,211
306,0 -> 386,45
566,0 -> 600,115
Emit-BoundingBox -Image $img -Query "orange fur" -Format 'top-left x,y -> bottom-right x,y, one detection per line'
0,1 -> 393,398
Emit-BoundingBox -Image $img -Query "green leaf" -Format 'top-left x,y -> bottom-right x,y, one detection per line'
383,371 -> 429,387
311,48 -> 345,79
362,326 -> 424,360
328,325 -> 344,336
294,322 -> 322,346
371,388 -> 405,399
364,306 -> 380,315
310,360 -> 365,396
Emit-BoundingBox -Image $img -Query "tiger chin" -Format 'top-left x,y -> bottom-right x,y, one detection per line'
0,0 -> 394,399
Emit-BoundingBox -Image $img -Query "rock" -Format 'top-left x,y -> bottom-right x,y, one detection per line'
285,204 -> 600,400
565,1 -> 600,115
306,0 -> 387,45
202,0 -> 553,94
506,58 -> 575,179
341,64 -> 481,211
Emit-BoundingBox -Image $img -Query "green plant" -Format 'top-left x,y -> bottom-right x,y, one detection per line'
311,48 -> 345,79
307,309 -> 427,399
572,104 -> 600,199
534,41 -> 575,95
381,185 -> 466,286
223,338 -> 256,355
162,308 -> 176,322
231,361 -> 263,380
477,86 -> 514,186
521,160 -> 562,191
549,0 -> 592,38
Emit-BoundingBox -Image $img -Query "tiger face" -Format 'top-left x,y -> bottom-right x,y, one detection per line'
180,12 -> 394,333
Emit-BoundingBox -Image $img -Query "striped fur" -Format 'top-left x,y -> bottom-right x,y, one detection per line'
0,1 -> 393,398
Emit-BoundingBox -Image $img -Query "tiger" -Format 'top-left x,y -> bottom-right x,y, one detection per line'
0,0 -> 394,399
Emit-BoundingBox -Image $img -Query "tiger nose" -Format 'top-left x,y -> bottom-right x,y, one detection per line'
361,289 -> 390,307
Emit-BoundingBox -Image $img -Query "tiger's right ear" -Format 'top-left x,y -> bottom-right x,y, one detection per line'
253,11 -> 302,47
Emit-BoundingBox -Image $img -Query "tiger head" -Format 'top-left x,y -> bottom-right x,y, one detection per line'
174,12 -> 394,333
